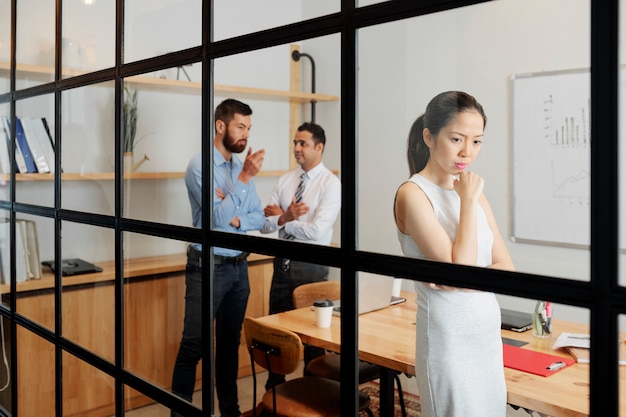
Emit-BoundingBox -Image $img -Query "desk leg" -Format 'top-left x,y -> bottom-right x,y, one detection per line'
378,367 -> 395,417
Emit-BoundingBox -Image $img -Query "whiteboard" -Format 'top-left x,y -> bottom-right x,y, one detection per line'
511,69 -> 593,248
511,68 -> 626,250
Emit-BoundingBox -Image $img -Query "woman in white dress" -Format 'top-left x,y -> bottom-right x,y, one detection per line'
394,91 -> 515,417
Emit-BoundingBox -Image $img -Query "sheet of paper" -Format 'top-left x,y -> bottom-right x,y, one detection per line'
552,332 -> 590,349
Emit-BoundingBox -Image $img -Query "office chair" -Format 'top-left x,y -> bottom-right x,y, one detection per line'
292,280 -> 341,309
293,281 -> 407,417
243,317 -> 374,417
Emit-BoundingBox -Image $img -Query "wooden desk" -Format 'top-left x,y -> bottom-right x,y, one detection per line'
256,291 -> 626,417
1,253 -> 273,417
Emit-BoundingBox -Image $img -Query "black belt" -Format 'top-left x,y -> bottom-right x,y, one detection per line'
187,246 -> 248,265
214,252 -> 249,265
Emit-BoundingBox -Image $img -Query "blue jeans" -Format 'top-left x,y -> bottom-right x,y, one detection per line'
171,248 -> 250,417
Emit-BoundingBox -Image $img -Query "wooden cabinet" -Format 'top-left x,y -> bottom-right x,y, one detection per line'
1,253 -> 272,417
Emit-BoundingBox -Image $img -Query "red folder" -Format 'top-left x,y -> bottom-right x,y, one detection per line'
503,344 -> 575,377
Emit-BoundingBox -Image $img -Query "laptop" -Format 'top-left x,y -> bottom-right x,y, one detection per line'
501,308 -> 533,332
41,258 -> 103,276
332,272 -> 404,316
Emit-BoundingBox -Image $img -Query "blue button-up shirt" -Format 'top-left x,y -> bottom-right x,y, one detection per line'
185,147 -> 264,257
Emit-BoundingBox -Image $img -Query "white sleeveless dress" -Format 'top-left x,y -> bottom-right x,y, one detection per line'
397,174 -> 506,417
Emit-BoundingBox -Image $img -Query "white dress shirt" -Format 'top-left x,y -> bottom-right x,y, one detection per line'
262,162 -> 341,245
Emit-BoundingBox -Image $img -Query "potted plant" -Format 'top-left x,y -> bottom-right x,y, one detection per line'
122,86 -> 151,171
123,85 -> 138,154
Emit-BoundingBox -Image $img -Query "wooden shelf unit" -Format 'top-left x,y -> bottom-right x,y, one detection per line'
1,45 -> 339,181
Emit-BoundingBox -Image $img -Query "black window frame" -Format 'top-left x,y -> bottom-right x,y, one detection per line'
0,0 -> 622,416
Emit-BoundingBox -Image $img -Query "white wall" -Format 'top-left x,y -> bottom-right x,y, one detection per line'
350,0 -> 626,323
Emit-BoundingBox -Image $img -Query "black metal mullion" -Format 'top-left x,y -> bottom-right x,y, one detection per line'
339,1 -> 359,416
201,0 -> 216,415
5,2 -> 17,413
589,1 -> 620,416
53,0 -> 64,416
114,1 -> 125,416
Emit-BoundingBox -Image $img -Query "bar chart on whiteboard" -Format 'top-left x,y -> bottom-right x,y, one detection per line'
511,69 -> 591,248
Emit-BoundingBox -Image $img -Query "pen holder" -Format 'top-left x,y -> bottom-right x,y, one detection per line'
532,300 -> 552,338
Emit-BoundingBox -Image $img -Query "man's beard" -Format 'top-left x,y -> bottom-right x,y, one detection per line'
222,130 -> 246,154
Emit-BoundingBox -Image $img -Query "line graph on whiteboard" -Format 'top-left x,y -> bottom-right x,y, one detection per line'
551,163 -> 590,202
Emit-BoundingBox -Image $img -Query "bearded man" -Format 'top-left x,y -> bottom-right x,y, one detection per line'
172,98 -> 265,417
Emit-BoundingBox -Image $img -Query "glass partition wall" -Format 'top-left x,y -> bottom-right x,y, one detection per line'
0,1 -> 622,417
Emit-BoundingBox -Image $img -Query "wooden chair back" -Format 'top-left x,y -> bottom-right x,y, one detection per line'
244,317 -> 303,376
292,280 -> 341,309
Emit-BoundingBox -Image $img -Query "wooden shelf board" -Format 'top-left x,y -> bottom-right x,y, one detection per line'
213,83 -> 338,103
0,172 -> 184,181
1,62 -> 339,103
0,169 -> 337,182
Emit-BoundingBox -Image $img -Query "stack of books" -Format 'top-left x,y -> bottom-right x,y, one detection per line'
0,115 -> 55,174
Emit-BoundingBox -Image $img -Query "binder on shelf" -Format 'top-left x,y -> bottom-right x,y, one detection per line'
0,118 -> 11,175
20,117 -> 51,173
30,117 -> 56,173
19,219 -> 41,279
0,222 -> 9,284
1,116 -> 27,173
0,220 -> 29,284
40,117 -> 54,141
14,117 -> 38,173
16,220 -> 32,279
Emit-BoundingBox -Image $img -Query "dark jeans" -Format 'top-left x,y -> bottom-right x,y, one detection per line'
265,259 -> 329,390
171,248 -> 250,417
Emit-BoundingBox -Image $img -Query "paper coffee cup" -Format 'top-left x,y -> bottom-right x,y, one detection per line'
313,299 -> 334,328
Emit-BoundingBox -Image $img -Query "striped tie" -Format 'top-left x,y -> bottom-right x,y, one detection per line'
284,172 -> 307,241
294,172 -> 307,203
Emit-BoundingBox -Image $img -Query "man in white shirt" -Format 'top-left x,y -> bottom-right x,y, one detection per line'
261,122 -> 341,389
